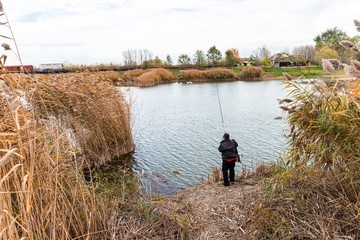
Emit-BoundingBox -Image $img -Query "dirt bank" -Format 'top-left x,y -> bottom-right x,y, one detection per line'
153,174 -> 260,239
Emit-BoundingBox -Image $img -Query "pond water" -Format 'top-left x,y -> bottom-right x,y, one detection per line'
128,80 -> 288,195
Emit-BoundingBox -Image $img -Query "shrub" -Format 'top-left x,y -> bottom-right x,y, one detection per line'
180,69 -> 205,80
240,66 -> 264,78
133,68 -> 174,87
204,68 -> 236,80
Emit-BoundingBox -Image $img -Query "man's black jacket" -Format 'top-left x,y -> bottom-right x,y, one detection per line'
218,139 -> 238,161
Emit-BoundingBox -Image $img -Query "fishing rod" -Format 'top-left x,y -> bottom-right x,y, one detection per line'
215,83 -> 244,163
215,83 -> 225,133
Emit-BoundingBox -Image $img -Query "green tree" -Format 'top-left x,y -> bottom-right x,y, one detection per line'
313,46 -> 339,65
178,54 -> 191,65
314,27 -> 349,51
193,50 -> 206,69
207,46 -> 222,66
165,55 -> 173,66
225,50 -> 237,67
153,56 -> 163,67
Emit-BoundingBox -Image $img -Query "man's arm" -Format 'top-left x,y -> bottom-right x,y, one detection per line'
233,139 -> 238,148
218,144 -> 224,152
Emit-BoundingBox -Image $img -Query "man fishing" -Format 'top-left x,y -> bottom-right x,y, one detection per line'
218,133 -> 238,186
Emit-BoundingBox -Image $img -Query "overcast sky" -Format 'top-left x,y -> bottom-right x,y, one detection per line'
1,0 -> 359,66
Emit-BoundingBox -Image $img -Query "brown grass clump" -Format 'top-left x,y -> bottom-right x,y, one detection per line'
204,68 -> 236,80
94,70 -> 120,84
250,164 -> 360,239
240,66 -> 264,79
133,68 -> 174,87
121,69 -> 148,82
179,69 -> 205,80
25,72 -> 134,167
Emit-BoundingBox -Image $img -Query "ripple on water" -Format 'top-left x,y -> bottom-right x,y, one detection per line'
129,81 -> 288,195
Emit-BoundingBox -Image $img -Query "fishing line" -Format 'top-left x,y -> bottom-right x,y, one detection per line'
215,83 -> 225,133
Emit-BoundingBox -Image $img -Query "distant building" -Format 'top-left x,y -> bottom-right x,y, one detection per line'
241,58 -> 252,66
4,65 -> 34,73
270,53 -> 309,67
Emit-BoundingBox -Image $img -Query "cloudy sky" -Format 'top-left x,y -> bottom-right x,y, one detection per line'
1,0 -> 359,66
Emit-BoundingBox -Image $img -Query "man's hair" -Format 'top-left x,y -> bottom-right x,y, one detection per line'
223,133 -> 230,140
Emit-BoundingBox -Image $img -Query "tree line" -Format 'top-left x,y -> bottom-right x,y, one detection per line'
122,27 -> 359,69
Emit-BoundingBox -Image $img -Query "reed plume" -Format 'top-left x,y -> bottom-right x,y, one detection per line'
282,72 -> 293,80
314,80 -> 327,91
350,59 -> 360,71
1,43 -> 10,51
354,19 -> 360,32
339,40 -> 355,49
322,59 -> 334,73
0,148 -> 17,167
328,59 -> 340,67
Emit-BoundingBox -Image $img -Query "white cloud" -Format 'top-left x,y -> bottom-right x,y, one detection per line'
1,0 -> 359,65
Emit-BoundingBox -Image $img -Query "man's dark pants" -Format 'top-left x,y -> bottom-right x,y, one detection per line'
222,160 -> 235,186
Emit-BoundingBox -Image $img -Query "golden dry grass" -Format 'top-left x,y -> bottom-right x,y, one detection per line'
249,51 -> 360,238
179,68 -> 236,81
0,71 -> 186,239
240,66 -> 264,79
121,69 -> 148,82
204,68 -> 236,80
179,69 -> 206,80
94,70 -> 120,84
133,68 -> 174,87
24,72 -> 134,167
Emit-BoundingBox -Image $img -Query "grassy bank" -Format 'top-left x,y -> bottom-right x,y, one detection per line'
248,69 -> 360,238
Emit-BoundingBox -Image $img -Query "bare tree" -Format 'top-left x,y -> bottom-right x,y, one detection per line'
292,45 -> 315,61
122,49 -> 138,66
252,45 -> 271,66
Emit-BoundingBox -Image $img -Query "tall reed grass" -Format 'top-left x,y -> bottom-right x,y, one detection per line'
0,71 -> 187,239
240,66 -> 264,79
26,72 -> 134,167
179,69 -> 205,80
133,68 -> 174,87
179,68 -> 236,81
121,69 -> 148,82
94,70 -> 121,85
204,68 -> 236,80
249,20 -> 360,239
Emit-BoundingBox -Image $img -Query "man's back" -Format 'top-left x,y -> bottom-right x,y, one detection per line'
218,139 -> 238,161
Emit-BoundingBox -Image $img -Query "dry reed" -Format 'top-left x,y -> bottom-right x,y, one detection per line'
179,69 -> 205,80
94,70 -> 120,84
0,71 -> 186,239
23,72 -> 134,167
240,66 -> 264,79
133,68 -> 174,87
121,69 -> 148,82
248,20 -> 360,239
203,68 -> 236,80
